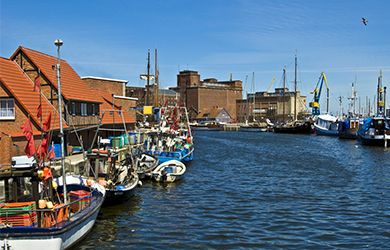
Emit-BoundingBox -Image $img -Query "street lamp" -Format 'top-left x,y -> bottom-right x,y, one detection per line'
54,39 -> 67,202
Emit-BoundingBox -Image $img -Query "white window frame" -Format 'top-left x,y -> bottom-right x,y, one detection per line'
0,98 -> 15,120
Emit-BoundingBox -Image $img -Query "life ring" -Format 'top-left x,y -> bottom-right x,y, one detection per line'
92,149 -> 108,154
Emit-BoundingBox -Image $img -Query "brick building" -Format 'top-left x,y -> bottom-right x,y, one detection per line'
236,87 -> 309,123
82,76 -> 137,125
0,47 -> 135,166
171,70 -> 242,120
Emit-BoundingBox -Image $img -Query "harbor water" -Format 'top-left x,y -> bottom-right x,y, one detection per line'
73,131 -> 390,249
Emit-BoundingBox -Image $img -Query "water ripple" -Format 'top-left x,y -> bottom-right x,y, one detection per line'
74,131 -> 390,249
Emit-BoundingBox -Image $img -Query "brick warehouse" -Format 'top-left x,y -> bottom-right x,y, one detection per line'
171,70 -> 243,121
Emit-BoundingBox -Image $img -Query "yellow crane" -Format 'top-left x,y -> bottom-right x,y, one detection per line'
267,77 -> 276,93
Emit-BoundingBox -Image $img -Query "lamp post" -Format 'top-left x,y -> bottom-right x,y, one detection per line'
54,39 -> 67,202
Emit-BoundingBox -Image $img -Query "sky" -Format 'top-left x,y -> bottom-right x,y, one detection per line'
1,0 -> 390,116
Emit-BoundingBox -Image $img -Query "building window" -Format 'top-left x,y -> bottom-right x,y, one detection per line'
72,102 -> 76,116
81,103 -> 87,116
0,98 -> 15,120
92,104 -> 95,116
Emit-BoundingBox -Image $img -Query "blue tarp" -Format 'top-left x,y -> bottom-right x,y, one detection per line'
362,118 -> 373,131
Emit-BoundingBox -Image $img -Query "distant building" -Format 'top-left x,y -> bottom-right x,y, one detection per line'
195,108 -> 232,124
236,87 -> 309,122
170,70 -> 242,120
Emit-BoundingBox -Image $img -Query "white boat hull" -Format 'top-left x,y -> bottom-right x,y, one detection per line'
152,160 -> 186,183
240,126 -> 267,132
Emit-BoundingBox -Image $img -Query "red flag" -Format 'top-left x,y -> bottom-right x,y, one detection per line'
44,168 -> 52,181
24,137 -> 36,158
21,118 -> 36,157
34,75 -> 41,92
48,147 -> 56,160
43,113 -> 51,132
37,104 -> 42,118
36,133 -> 49,158
20,118 -> 33,141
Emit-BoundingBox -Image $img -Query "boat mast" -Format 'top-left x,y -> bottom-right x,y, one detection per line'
146,50 -> 150,106
55,39 -> 67,203
294,52 -> 297,121
245,75 -> 248,123
283,65 -> 286,123
155,49 -> 159,107
252,72 -> 255,122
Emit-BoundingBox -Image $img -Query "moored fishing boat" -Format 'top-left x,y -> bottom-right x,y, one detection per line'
86,151 -> 138,205
240,122 -> 268,132
338,118 -> 359,139
274,120 -> 312,134
145,104 -> 194,163
135,152 -> 159,179
0,156 -> 105,250
357,116 -> 390,146
151,160 -> 186,183
314,114 -> 339,136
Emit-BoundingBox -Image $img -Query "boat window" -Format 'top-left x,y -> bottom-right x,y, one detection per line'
0,98 -> 15,120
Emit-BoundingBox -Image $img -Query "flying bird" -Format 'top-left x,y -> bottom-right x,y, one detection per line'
362,17 -> 367,26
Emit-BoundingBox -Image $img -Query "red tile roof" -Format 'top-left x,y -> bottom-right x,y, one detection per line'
11,47 -> 97,102
0,57 -> 66,133
92,89 -> 135,125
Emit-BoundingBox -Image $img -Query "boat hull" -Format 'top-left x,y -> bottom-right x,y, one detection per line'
358,134 -> 390,146
240,126 -> 267,132
339,129 -> 357,139
274,123 -> 312,134
152,160 -> 186,183
104,175 -> 139,205
314,126 -> 339,136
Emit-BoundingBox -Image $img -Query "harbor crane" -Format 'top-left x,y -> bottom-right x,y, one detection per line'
309,72 -> 329,116
267,77 -> 276,93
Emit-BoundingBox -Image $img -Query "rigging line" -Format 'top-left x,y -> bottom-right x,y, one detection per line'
15,61 -> 62,121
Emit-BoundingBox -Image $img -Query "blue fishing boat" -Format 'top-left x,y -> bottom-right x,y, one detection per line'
338,118 -> 359,139
144,105 -> 194,163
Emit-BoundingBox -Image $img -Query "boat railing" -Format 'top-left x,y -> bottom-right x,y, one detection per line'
0,187 -> 102,229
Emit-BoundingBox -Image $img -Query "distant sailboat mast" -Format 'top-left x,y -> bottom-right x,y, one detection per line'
294,52 -> 297,121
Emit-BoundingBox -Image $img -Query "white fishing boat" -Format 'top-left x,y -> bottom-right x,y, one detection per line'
151,160 -> 186,183
314,114 -> 339,136
0,161 -> 105,250
135,152 -> 159,179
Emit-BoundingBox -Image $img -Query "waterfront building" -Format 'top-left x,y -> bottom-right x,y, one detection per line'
236,87 -> 309,123
170,70 -> 243,121
194,108 -> 232,124
0,47 -> 135,166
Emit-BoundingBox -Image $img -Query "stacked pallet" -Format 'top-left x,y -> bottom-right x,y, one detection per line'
70,190 -> 92,213
0,201 -> 37,228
